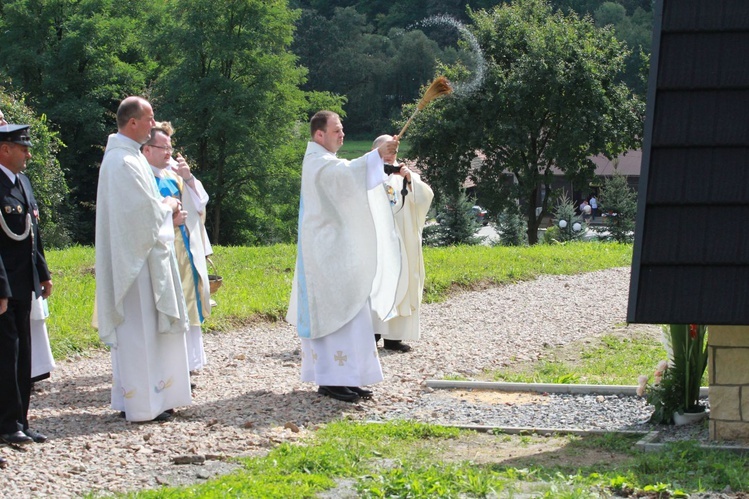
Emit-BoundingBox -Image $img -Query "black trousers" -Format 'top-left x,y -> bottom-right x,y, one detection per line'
0,298 -> 32,434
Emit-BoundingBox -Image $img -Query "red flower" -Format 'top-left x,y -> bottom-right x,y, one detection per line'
689,324 -> 698,340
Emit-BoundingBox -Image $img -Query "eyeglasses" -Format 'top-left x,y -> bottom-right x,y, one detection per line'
148,144 -> 173,153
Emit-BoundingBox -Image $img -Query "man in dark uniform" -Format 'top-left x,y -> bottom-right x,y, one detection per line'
0,124 -> 52,450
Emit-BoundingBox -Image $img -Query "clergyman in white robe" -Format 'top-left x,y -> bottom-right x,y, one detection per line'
94,128 -> 191,422
286,116 -> 401,392
169,160 -> 212,372
374,164 -> 433,343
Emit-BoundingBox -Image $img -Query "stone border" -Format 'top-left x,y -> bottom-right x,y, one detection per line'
425,380 -> 709,397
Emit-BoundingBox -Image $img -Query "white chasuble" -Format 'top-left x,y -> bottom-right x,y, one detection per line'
288,141 -> 400,386
374,171 -> 434,341
95,133 -> 191,421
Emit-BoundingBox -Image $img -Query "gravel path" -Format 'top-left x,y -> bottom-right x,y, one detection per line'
1,267 -> 663,497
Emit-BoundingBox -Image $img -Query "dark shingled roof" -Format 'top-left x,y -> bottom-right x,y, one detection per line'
628,0 -> 749,324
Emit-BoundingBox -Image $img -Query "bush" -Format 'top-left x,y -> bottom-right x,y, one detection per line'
424,190 -> 484,247
495,208 -> 527,246
597,172 -> 636,243
545,192 -> 586,243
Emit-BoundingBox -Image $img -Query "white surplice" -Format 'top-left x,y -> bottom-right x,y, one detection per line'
287,142 -> 401,387
94,133 -> 191,421
373,171 -> 433,341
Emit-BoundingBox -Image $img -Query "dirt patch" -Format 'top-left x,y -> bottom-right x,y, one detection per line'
436,389 -> 549,405
426,431 -> 633,469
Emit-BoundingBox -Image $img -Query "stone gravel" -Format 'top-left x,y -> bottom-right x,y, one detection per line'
0,267 -> 692,497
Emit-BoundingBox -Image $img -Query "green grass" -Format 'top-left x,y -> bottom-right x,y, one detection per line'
423,241 -> 632,300
121,420 -> 749,498
486,329 -> 710,388
45,241 -> 632,359
489,331 -> 667,385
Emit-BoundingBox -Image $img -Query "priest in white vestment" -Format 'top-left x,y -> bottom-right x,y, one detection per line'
370,135 -> 434,353
143,125 -> 212,373
286,111 -> 403,402
93,97 -> 192,422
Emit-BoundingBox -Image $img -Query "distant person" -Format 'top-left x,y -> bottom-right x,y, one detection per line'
580,199 -> 592,222
589,194 -> 598,218
370,134 -> 433,353
287,111 -> 401,402
0,123 -> 52,446
94,96 -> 192,423
142,124 -> 211,377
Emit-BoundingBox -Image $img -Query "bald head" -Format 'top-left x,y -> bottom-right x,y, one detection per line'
116,96 -> 155,144
372,134 -> 393,150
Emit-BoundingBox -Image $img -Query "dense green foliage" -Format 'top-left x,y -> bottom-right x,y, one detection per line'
0,0 -> 315,246
45,242 -> 632,358
0,0 -> 649,245
152,0 -> 309,245
0,88 -> 70,247
406,0 -> 644,244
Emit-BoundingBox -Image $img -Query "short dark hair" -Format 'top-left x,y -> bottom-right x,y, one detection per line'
116,97 -> 147,130
310,111 -> 339,138
142,128 -> 169,149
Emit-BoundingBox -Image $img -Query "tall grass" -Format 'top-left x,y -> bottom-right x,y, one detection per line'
45,242 -> 632,358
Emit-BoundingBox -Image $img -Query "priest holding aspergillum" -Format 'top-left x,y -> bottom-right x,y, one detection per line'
286,110 -> 404,403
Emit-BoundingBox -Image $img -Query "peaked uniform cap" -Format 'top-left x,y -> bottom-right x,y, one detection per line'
0,124 -> 32,147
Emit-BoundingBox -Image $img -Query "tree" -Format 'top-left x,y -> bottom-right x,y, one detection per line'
496,207 -> 528,246
153,0 -> 309,245
424,189 -> 483,246
406,0 -> 643,244
545,191 -> 586,243
596,171 -> 636,242
0,87 -> 70,247
292,6 -> 445,135
0,0 -> 165,244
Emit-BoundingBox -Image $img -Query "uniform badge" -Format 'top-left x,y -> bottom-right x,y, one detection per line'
33,209 -> 39,219
4,206 -> 10,214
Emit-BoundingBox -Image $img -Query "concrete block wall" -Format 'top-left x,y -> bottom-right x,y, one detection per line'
708,325 -> 749,441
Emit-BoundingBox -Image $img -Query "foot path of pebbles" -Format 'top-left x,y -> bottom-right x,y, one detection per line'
1,267 -> 679,497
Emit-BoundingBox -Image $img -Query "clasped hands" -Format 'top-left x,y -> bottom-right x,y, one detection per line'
163,196 -> 187,226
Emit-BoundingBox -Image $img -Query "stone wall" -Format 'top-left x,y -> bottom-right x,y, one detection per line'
708,325 -> 749,441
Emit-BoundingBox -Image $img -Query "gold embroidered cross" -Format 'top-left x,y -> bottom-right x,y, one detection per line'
334,351 -> 348,366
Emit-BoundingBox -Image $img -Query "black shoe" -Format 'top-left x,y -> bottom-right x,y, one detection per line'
317,386 -> 360,402
0,431 -> 33,445
347,387 -> 373,399
383,340 -> 412,352
0,456 -> 7,468
153,411 -> 172,422
23,428 -> 47,443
